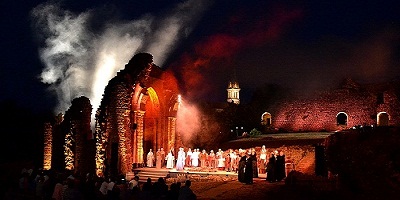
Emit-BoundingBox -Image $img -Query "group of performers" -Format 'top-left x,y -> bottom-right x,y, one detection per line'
145,145 -> 287,183
146,147 -> 238,171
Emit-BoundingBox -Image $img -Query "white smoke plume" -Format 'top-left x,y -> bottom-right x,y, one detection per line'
30,0 -> 211,130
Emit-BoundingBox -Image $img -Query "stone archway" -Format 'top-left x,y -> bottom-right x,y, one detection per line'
93,53 -> 181,176
261,112 -> 272,126
336,112 -> 348,125
377,112 -> 389,126
142,87 -> 161,163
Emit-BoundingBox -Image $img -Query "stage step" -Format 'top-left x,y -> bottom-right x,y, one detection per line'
126,169 -> 169,183
125,167 -> 240,183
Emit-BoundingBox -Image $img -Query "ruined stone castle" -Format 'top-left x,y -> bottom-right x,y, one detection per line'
42,53 -> 400,177
43,53 -> 181,177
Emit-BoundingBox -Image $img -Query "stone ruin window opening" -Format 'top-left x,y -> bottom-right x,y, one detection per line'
336,112 -> 348,126
261,112 -> 272,126
377,112 -> 389,126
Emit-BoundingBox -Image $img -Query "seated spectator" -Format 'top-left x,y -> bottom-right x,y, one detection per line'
128,175 -> 140,195
152,177 -> 168,199
166,182 -> 181,200
63,176 -> 83,200
142,177 -> 152,192
178,180 -> 196,200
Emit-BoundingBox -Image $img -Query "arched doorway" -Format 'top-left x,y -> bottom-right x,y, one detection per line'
377,112 -> 389,126
261,112 -> 272,125
142,87 -> 161,160
336,112 -> 348,125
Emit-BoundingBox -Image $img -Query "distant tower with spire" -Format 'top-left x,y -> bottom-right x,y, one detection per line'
227,67 -> 240,104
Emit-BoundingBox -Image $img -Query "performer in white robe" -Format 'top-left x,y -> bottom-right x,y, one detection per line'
217,149 -> 225,170
166,149 -> 175,169
176,147 -> 186,171
191,149 -> 199,167
259,145 -> 267,174
146,149 -> 154,167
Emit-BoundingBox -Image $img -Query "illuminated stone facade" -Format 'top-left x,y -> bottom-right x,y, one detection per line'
42,97 -> 95,174
94,53 -> 179,176
43,122 -> 52,170
264,79 -> 400,132
43,53 -> 179,177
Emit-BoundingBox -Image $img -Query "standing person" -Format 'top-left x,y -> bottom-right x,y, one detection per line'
186,148 -> 193,167
229,149 -> 236,172
224,150 -> 231,171
176,147 -> 186,171
199,150 -> 208,168
232,151 -> 239,173
191,149 -> 199,168
244,151 -> 254,184
238,151 -> 246,183
156,148 -> 162,169
147,149 -> 155,167
178,180 -> 197,200
216,149 -> 225,170
160,148 -> 166,168
166,149 -> 175,169
266,151 -> 276,182
208,150 -> 216,169
259,145 -> 267,174
251,148 -> 258,178
276,150 -> 286,181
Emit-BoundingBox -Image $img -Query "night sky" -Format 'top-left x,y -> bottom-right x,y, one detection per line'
1,0 -> 400,115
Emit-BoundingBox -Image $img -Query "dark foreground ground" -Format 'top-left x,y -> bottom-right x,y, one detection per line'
190,178 -> 363,200
189,174 -> 397,200
2,175 -> 384,200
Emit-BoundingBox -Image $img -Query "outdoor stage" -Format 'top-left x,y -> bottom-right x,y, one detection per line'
126,167 -> 267,182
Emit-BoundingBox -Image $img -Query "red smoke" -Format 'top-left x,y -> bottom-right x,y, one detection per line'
160,69 -> 179,92
169,4 -> 303,101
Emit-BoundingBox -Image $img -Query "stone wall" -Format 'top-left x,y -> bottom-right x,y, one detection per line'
44,96 -> 95,175
269,80 -> 400,132
254,145 -> 316,175
63,96 -> 94,175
